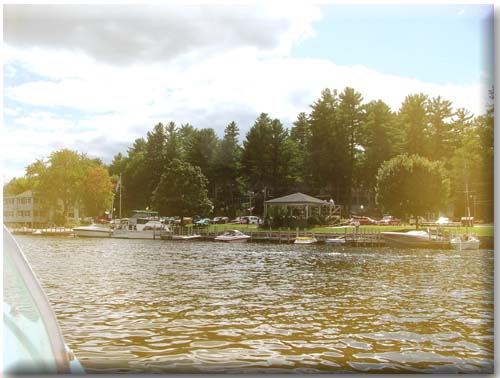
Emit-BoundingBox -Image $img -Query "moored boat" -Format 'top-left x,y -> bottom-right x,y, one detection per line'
325,236 -> 346,244
381,230 -> 449,249
171,234 -> 202,241
294,236 -> 318,245
450,234 -> 480,250
112,220 -> 168,239
73,223 -> 112,238
214,230 -> 251,243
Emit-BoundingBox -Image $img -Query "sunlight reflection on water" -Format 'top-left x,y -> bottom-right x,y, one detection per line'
16,236 -> 493,373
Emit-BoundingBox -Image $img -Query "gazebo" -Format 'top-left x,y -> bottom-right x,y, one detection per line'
263,192 -> 327,219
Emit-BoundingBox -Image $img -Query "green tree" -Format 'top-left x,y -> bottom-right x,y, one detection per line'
241,114 -> 299,212
398,94 -> 429,157
121,138 -> 150,212
338,87 -> 365,213
184,127 -> 219,192
3,177 -> 32,196
359,100 -> 400,201
290,112 -> 311,188
375,154 -> 450,226
213,121 -> 242,216
427,95 -> 454,162
164,121 -> 181,162
307,88 -> 342,195
144,122 -> 167,195
152,159 -> 212,218
80,166 -> 114,217
39,150 -> 89,221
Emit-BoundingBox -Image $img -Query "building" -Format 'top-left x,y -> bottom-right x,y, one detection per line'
3,190 -> 81,228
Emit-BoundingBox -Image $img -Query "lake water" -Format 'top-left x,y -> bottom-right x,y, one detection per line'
15,236 -> 493,373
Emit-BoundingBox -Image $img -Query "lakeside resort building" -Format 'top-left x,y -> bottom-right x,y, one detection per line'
3,190 -> 81,228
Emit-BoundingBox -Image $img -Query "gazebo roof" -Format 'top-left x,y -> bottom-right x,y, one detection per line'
264,192 -> 325,205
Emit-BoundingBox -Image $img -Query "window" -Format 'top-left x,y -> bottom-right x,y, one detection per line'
4,198 -> 15,205
4,211 -> 14,217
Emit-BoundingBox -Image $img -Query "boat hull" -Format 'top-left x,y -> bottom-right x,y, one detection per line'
325,237 -> 346,244
214,237 -> 250,243
450,237 -> 480,250
111,230 -> 162,239
73,228 -> 112,238
171,235 -> 202,241
294,239 -> 317,245
381,231 -> 449,249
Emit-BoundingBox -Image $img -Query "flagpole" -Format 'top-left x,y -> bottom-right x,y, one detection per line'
119,173 -> 122,221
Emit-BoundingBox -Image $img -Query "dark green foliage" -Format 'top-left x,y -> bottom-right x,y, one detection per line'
241,113 -> 301,212
375,154 -> 450,219
152,159 -> 212,217
398,94 -> 429,157
427,96 -> 454,161
9,86 -> 493,222
359,100 -> 401,196
338,87 -> 365,213
213,122 -> 242,216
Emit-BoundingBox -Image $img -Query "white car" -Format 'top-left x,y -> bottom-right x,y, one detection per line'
436,217 -> 451,225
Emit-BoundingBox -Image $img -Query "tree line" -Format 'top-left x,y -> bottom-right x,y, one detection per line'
4,86 -> 494,223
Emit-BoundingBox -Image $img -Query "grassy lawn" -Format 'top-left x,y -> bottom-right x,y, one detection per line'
194,223 -> 494,236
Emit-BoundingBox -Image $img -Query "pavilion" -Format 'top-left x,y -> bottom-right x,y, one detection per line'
263,192 -> 331,219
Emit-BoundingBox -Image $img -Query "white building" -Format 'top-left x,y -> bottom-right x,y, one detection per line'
3,190 -> 81,227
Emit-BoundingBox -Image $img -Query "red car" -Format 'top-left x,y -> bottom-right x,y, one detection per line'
349,216 -> 378,225
378,215 -> 402,225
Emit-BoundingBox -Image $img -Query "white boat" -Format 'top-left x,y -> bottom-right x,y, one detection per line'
73,223 -> 112,238
450,166 -> 480,251
32,229 -> 43,235
294,236 -> 318,245
4,226 -> 85,374
450,234 -> 480,250
171,234 -> 202,241
112,220 -> 168,239
381,230 -> 449,249
214,230 -> 251,243
325,236 -> 346,244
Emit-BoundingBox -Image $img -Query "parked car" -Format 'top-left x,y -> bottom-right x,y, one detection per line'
230,217 -> 245,224
436,217 -> 451,225
213,216 -> 229,224
239,215 -> 261,224
378,215 -> 402,225
409,216 -> 425,225
349,216 -> 377,225
195,218 -> 212,226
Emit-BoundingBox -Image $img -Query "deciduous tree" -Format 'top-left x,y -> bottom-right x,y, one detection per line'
375,154 -> 450,226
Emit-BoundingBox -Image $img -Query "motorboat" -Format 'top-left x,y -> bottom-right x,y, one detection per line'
381,229 -> 449,249
73,223 -> 112,238
4,226 -> 85,374
294,236 -> 318,245
450,234 -> 480,250
112,220 -> 168,240
171,234 -> 202,241
449,169 -> 480,251
325,235 -> 346,244
214,230 -> 251,243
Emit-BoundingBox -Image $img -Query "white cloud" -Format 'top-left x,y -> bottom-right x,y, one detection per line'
4,4 -> 321,64
2,4 -> 490,181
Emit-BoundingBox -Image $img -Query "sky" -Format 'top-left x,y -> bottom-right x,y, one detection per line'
2,3 -> 495,182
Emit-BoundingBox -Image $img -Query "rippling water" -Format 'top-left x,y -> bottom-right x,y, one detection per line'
15,236 -> 493,373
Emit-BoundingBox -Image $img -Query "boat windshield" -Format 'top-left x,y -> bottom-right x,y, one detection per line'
3,227 -> 71,374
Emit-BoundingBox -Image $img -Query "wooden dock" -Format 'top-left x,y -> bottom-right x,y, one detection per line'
194,228 -> 386,246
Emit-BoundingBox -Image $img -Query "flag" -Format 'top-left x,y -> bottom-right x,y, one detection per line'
115,175 -> 121,192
